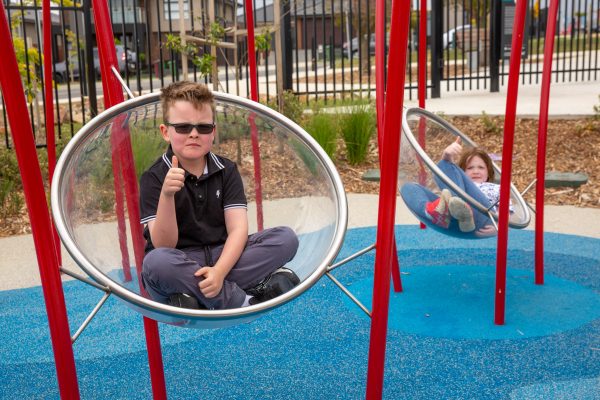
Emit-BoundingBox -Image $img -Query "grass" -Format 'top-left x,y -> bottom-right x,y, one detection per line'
303,112 -> 339,160
340,105 -> 376,165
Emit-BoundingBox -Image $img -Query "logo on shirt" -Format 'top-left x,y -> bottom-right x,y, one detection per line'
216,189 -> 221,199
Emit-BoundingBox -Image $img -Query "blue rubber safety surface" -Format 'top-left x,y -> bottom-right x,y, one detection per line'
1,226 -> 599,399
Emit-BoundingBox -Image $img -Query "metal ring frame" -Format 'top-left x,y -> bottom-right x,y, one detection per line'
51,91 -> 348,325
402,107 -> 531,229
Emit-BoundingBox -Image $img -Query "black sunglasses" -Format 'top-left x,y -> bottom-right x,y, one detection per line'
165,122 -> 215,134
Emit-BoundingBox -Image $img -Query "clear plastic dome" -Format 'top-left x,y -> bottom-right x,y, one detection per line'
398,107 -> 530,239
51,92 -> 347,328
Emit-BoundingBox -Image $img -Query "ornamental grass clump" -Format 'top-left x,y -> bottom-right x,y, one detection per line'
304,112 -> 338,160
341,106 -> 375,165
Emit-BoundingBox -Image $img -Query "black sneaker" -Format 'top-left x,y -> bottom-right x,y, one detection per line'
168,293 -> 201,309
247,267 -> 300,304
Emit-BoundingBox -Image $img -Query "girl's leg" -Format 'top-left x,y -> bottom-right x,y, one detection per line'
435,160 -> 493,230
400,183 -> 439,222
400,183 -> 456,229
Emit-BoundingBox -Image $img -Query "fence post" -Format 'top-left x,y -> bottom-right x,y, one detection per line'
430,0 -> 443,98
83,0 -> 97,116
490,0 -> 501,92
281,0 -> 293,91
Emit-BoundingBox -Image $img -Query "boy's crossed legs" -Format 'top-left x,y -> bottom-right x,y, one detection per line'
141,226 -> 299,309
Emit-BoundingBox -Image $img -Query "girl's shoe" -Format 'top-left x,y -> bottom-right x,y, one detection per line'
425,189 -> 452,228
448,196 -> 475,232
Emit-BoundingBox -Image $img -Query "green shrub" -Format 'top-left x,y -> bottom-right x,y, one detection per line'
0,149 -> 23,219
341,106 -> 375,165
130,129 -> 166,181
593,95 -> 600,120
481,111 -> 502,135
303,112 -> 338,160
266,90 -> 305,124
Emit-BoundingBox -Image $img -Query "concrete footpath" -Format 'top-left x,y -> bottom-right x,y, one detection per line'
1,80 -> 599,291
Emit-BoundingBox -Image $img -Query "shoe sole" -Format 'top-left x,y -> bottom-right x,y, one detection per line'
449,197 -> 475,232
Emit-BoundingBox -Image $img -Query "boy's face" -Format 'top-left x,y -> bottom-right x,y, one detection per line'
160,100 -> 215,166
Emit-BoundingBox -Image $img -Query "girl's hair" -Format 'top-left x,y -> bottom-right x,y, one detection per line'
458,147 -> 495,182
160,81 -> 216,122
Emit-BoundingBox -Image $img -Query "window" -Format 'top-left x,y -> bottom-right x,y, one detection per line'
164,0 -> 190,20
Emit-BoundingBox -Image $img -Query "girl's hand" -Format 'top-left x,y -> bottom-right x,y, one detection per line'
442,137 -> 463,162
475,225 -> 497,238
195,267 -> 225,298
162,155 -> 185,197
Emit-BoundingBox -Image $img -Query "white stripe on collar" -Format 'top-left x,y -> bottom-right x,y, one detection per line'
210,152 -> 225,170
162,153 -> 171,168
162,152 -> 223,173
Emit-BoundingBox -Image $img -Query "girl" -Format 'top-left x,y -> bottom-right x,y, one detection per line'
401,137 -> 500,237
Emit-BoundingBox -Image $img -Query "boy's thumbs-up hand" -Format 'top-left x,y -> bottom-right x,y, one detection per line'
162,155 -> 185,197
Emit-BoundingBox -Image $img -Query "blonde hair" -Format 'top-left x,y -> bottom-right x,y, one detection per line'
160,81 -> 215,122
458,147 -> 495,182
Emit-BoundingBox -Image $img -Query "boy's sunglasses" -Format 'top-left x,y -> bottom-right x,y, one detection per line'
165,122 -> 215,134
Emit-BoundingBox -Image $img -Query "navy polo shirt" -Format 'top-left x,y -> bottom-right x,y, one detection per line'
139,146 -> 247,253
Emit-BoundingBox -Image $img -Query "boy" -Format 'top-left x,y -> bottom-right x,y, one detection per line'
139,81 -> 299,309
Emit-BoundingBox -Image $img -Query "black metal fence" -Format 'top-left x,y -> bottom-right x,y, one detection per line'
2,0 -> 600,148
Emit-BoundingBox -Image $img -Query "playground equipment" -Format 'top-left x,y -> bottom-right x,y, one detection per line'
398,107 -> 532,239
0,0 -> 561,396
51,91 -> 348,329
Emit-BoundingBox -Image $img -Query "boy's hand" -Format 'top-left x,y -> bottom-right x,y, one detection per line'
162,155 -> 185,197
442,136 -> 463,162
195,267 -> 225,298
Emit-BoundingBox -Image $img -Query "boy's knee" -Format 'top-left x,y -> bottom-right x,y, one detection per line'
142,248 -> 181,281
276,226 -> 299,251
276,226 -> 299,261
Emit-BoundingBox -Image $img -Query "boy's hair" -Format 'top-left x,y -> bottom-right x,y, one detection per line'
458,147 -> 495,182
160,81 -> 216,122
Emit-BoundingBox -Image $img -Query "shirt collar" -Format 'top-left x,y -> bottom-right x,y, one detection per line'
162,145 -> 224,177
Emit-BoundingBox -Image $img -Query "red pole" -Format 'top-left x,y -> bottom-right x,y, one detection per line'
535,0 -> 560,285
495,0 -> 528,325
366,0 -> 412,398
42,0 -> 62,265
375,0 -> 402,293
417,0 -> 428,231
0,4 -> 80,398
92,0 -> 167,397
418,0 -> 426,108
244,0 -> 264,231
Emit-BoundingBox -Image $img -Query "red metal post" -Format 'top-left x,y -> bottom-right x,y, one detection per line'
42,0 -> 62,264
535,0 -> 560,285
0,3 -> 80,398
495,0 -> 528,325
110,134 -> 133,282
92,0 -> 167,397
244,0 -> 264,231
375,0 -> 402,293
417,0 -> 428,231
366,0 -> 412,398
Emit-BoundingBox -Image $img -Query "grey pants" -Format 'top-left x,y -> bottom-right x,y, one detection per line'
141,226 -> 299,309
